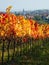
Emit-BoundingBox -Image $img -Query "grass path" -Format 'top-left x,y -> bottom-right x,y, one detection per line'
0,41 -> 34,62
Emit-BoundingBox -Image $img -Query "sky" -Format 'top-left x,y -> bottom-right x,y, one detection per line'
0,0 -> 49,11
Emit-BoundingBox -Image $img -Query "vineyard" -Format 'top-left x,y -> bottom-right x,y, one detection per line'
0,6 -> 49,65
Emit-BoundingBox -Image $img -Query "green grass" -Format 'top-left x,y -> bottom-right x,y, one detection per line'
0,38 -> 49,65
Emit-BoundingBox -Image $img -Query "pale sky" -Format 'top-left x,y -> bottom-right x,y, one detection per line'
0,0 -> 49,11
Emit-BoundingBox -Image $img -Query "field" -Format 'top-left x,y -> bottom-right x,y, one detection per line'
0,8 -> 49,65
0,38 -> 49,65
